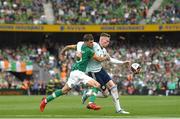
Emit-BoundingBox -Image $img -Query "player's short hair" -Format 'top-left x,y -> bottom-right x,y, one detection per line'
100,33 -> 111,38
83,34 -> 94,41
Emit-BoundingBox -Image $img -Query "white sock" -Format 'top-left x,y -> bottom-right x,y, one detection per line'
110,86 -> 122,112
86,89 -> 93,96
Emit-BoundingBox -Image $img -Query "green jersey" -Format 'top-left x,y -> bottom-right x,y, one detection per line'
72,44 -> 94,72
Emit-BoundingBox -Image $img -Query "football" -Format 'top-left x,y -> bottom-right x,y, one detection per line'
131,63 -> 141,74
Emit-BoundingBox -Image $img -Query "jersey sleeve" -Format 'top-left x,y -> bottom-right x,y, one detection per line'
76,41 -> 84,52
93,42 -> 99,51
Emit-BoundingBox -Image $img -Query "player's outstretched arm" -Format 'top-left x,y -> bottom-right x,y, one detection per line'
110,57 -> 130,65
105,52 -> 130,64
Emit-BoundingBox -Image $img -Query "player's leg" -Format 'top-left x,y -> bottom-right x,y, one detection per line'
40,70 -> 78,112
40,83 -> 71,112
85,78 -> 100,88
82,71 -> 106,104
106,80 -> 121,112
93,68 -> 129,114
46,84 -> 71,103
82,85 -> 109,103
106,80 -> 129,114
82,71 -> 106,109
79,71 -> 101,110
84,86 -> 102,110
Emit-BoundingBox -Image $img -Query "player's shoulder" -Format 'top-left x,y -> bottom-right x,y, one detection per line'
93,42 -> 101,49
77,41 -> 84,46
103,47 -> 107,52
93,42 -> 99,46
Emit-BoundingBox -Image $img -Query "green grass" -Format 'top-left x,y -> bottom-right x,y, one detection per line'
0,95 -> 179,118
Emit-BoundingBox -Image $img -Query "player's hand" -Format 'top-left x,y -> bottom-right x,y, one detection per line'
76,51 -> 82,59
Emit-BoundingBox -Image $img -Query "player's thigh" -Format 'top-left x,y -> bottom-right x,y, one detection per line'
66,70 -> 82,88
94,68 -> 112,86
88,71 -> 105,86
69,70 -> 100,88
86,79 -> 100,88
79,72 -> 100,88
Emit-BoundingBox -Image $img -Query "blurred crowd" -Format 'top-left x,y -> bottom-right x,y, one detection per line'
0,0 -> 179,24
105,40 -> 179,96
0,0 -> 45,24
0,34 -> 179,96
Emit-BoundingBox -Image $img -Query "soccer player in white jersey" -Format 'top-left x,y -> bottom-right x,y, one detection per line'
77,33 -> 130,114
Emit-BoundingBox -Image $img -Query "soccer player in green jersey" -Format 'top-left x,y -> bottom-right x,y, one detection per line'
40,34 -> 109,112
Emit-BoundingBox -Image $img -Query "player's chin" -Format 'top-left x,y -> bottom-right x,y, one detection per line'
104,44 -> 109,47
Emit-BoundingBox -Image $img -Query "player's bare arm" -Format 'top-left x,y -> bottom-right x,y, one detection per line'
110,57 -> 130,65
105,52 -> 130,65
60,44 -> 76,55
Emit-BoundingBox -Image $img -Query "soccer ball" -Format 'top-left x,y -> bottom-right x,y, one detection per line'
131,63 -> 141,74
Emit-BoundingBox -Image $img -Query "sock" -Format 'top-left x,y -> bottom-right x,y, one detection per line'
86,89 -> 93,96
110,86 -> 122,112
89,87 -> 99,103
46,89 -> 63,103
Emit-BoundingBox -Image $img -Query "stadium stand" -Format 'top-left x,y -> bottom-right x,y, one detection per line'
0,0 -> 179,24
52,0 -> 180,24
0,0 -> 45,24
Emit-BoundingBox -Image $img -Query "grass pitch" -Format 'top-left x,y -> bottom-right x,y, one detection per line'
0,95 -> 179,118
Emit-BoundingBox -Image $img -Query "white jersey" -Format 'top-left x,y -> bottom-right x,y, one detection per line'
77,41 -> 108,72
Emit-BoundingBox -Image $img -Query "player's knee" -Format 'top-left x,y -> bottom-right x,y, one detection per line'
93,83 -> 100,89
107,80 -> 116,88
96,82 -> 101,88
109,84 -> 117,90
91,80 -> 100,88
62,85 -> 71,94
62,89 -> 68,94
110,85 -> 118,93
87,80 -> 98,88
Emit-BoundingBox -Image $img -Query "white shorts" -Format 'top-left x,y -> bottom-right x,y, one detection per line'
67,70 -> 94,88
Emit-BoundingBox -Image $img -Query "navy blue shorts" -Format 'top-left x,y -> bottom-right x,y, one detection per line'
88,68 -> 112,91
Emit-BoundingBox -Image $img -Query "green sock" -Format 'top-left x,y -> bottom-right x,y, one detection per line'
89,87 -> 99,103
46,89 -> 63,103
